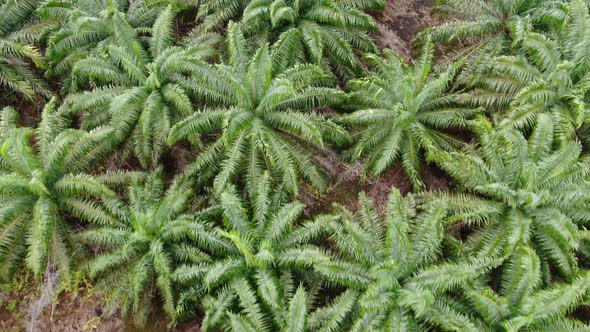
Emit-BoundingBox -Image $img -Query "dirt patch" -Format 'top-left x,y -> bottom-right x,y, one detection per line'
374,0 -> 436,60
300,148 -> 450,218
0,274 -> 202,332
423,163 -> 451,192
0,93 -> 46,128
0,275 -> 125,332
300,150 -> 413,217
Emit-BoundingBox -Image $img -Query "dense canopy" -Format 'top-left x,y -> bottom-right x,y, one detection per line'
0,0 -> 590,331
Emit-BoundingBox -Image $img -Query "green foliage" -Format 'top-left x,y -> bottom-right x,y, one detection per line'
168,23 -> 348,194
242,0 -> 382,78
463,246 -> 590,331
39,0 -> 163,83
0,0 -> 50,100
63,6 -> 218,168
0,100 -> 115,281
419,0 -> 568,82
460,0 -> 590,142
289,188 -> 500,331
428,117 -> 590,281
342,39 -> 480,189
174,173 -> 349,330
80,170 -> 229,326
1,0 -> 590,329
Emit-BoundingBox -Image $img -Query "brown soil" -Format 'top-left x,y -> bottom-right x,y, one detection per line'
374,0 -> 436,61
300,150 -> 449,218
0,94 -> 46,128
0,279 -> 200,332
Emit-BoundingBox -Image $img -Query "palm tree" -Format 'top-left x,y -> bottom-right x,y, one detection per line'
0,0 -> 50,100
418,0 -> 567,83
63,6 -> 218,168
241,0 -> 382,78
173,173 -> 347,331
462,246 -> 590,331
286,189 -> 496,331
168,23 -> 348,194
460,0 -> 590,143
201,274 -> 357,332
192,0 -> 250,32
341,39 -> 480,189
0,99 -> 116,281
427,117 -> 590,281
80,171 -> 233,326
38,0 -> 163,83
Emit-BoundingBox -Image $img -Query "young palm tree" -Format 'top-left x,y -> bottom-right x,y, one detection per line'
418,0 -> 567,83
38,0 -> 162,82
0,0 -> 50,100
63,6 -> 218,168
241,0 -> 382,78
0,100 -> 116,281
168,23 -> 348,194
286,189 -> 496,331
201,273 -> 358,332
193,0 -> 251,32
80,171 -> 233,326
461,0 -> 590,143
427,117 -> 590,281
174,173 -> 348,331
462,246 -> 590,331
341,40 -> 480,189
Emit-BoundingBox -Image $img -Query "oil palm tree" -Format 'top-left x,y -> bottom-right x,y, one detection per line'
462,246 -> 590,331
168,23 -> 348,194
427,117 -> 590,281
0,99 -> 116,281
80,171 -> 234,326
286,189 -> 497,331
63,6 -> 218,168
173,173 -> 348,330
341,40 -> 480,189
0,0 -> 51,101
461,0 -> 590,143
201,274 -> 358,332
418,0 -> 567,83
38,0 -> 163,83
241,0 -> 382,78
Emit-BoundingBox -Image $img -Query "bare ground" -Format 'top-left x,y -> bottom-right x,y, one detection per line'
0,0 -> 443,330
0,278 -> 199,332
374,0 -> 436,60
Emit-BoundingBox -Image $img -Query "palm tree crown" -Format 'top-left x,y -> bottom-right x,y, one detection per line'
63,6 -> 218,168
174,173 -> 349,331
81,171 -> 232,326
0,99 -> 115,280
38,0 -> 162,83
461,0 -> 590,143
462,246 -> 590,331
342,39 -> 480,189
242,0 -> 382,78
0,0 -> 50,100
419,0 -> 567,83
428,117 -> 590,281
286,189 -> 497,331
168,23 -> 348,194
